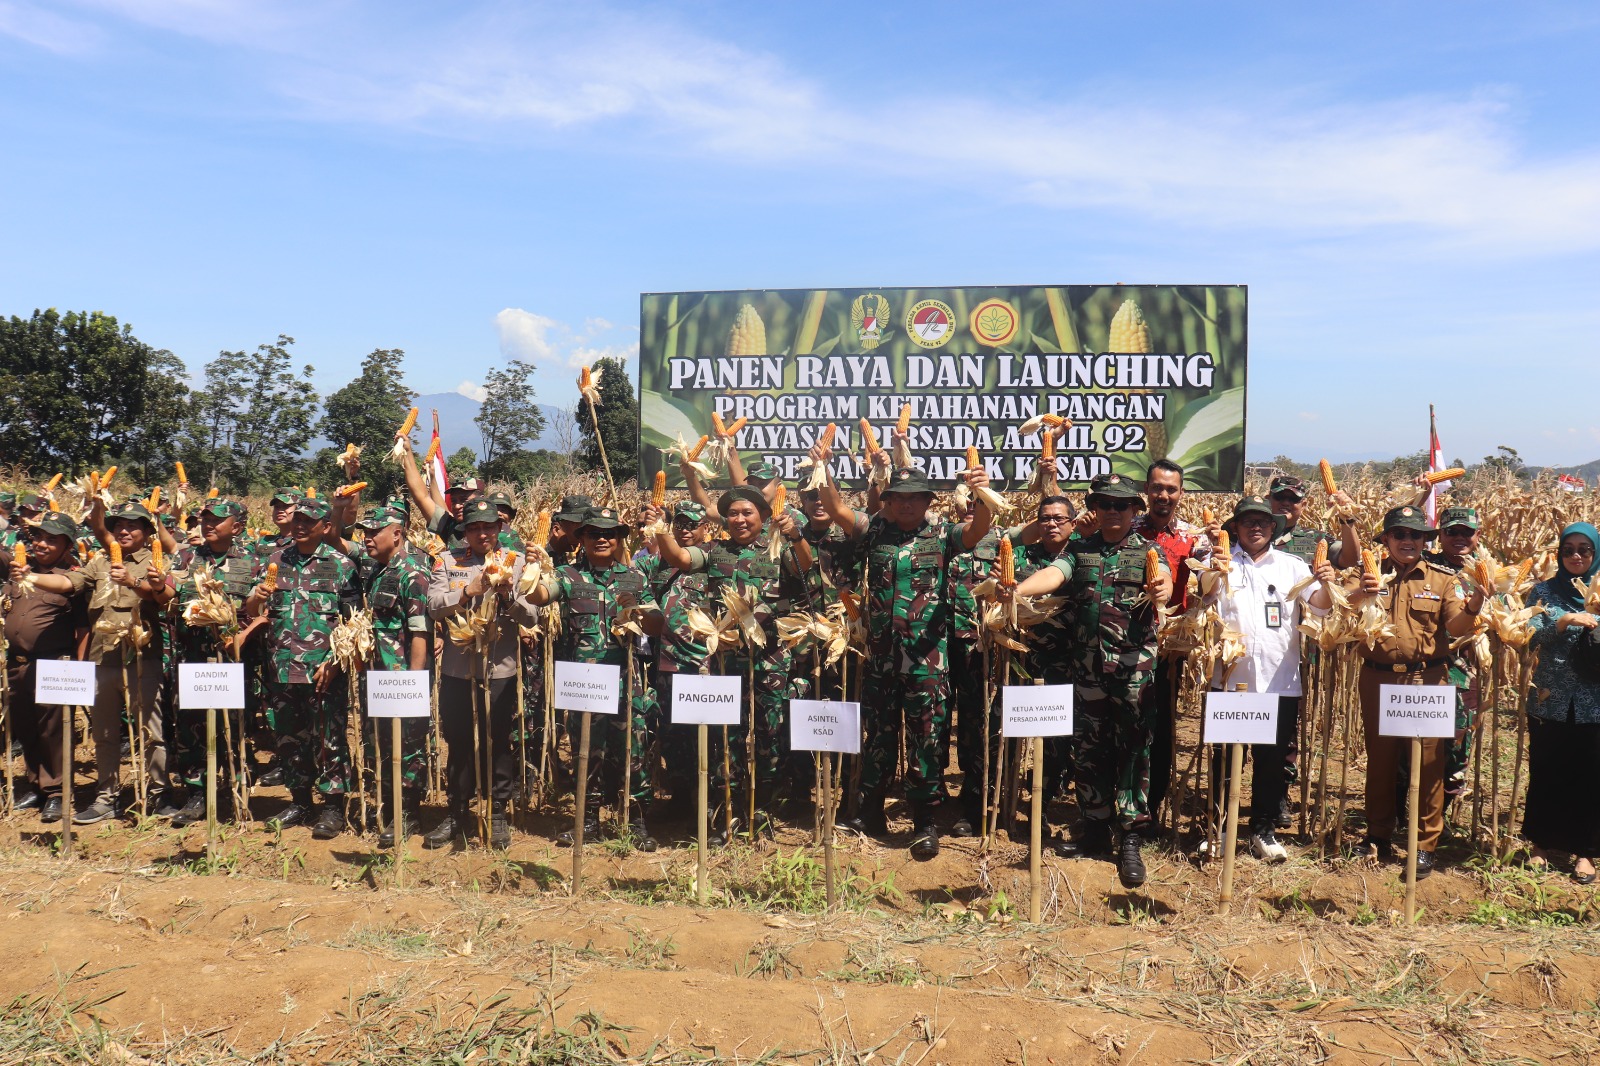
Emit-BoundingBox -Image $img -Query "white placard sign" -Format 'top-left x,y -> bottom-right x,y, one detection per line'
177,662 -> 247,710
1378,684 -> 1456,738
554,660 -> 621,715
670,672 -> 742,726
1002,684 -> 1075,738
366,670 -> 433,718
789,699 -> 861,753
33,660 -> 95,706
1203,691 -> 1280,746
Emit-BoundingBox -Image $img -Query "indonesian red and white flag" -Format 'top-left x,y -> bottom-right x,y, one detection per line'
428,427 -> 449,494
1425,406 -> 1450,524
1558,474 -> 1586,494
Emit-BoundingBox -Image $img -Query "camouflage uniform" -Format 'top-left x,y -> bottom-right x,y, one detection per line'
1424,505 -> 1484,801
166,520 -> 257,790
254,504 -> 363,798
548,541 -> 660,809
362,510 -> 433,790
1273,526 -> 1332,566
1044,501 -> 1169,830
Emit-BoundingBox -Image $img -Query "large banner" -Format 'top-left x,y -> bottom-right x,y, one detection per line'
638,285 -> 1246,490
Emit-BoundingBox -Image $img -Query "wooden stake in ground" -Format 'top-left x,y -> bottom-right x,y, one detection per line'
1,669 -> 13,818
572,711 -> 593,896
1029,735 -> 1044,924
620,642 -> 634,837
1504,652 -> 1534,858
696,721 -> 709,906
205,705 -> 218,856
61,701 -> 74,860
121,659 -> 146,816
821,752 -> 837,910
979,643 -> 993,849
391,717 -> 405,889
1404,736 -> 1423,924
1218,742 -> 1244,914
746,656 -> 757,841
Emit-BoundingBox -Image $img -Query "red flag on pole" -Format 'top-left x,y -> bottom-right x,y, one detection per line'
429,410 -> 449,494
1426,404 -> 1450,524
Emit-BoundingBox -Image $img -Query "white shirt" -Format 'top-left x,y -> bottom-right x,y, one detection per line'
1211,546 -> 1326,695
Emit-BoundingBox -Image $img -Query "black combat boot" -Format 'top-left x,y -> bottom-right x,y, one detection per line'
909,802 -> 940,860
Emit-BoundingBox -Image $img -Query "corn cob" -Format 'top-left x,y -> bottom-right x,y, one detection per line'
102,465 -> 117,485
1040,426 -> 1056,462
578,366 -> 592,392
1145,547 -> 1161,586
727,304 -> 766,356
770,484 -> 787,515
207,487 -> 219,499
687,435 -> 710,461
859,419 -> 881,456
966,446 -> 981,470
1314,539 -> 1328,570
151,541 -> 164,572
90,470 -> 100,490
334,482 -> 368,497
1423,467 -> 1466,485
266,562 -> 278,585
1216,530 -> 1231,572
726,416 -> 748,438
47,499 -> 59,512
109,542 -> 123,566
305,486 -> 316,499
175,462 -> 188,485
146,486 -> 161,511
1108,299 -> 1152,353
1515,557 -> 1535,586
397,407 -> 419,437
1319,459 -> 1337,496
896,403 -> 912,436
1362,549 -> 1380,580
651,471 -> 666,507
1475,557 -> 1495,593
711,412 -> 728,437
534,509 -> 551,548
423,437 -> 441,463
998,535 -> 1016,587
336,444 -> 360,466
45,473 -> 62,492
13,542 -> 26,568
839,588 -> 862,620
1041,413 -> 1067,427
819,423 -> 837,452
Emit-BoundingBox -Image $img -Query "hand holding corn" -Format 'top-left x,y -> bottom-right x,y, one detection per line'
389,407 -> 419,461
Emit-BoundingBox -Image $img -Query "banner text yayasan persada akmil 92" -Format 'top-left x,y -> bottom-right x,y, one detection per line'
636,286 -> 1248,490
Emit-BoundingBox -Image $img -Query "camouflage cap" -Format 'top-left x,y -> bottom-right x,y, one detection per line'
199,498 -> 246,520
488,490 -> 518,515
555,494 -> 593,522
357,505 -> 406,530
1269,474 -> 1309,500
1382,505 -> 1435,535
745,460 -> 780,483
292,497 -> 332,521
460,498 -> 500,526
270,486 -> 304,505
717,485 -> 771,518
448,477 -> 484,495
17,493 -> 43,511
27,512 -> 79,539
107,501 -> 156,525
0,492 -> 15,507
579,505 -> 624,531
881,467 -> 935,496
1438,506 -> 1480,531
672,500 -> 708,524
1086,473 -> 1144,504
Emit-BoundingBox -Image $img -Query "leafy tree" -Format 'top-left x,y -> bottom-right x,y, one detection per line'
445,446 -> 479,483
1481,445 -> 1526,480
0,309 -> 192,477
309,348 -> 414,497
475,359 -> 547,481
573,356 -> 638,482
180,335 -> 318,492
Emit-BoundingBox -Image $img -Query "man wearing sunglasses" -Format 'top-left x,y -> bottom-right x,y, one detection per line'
1423,506 -> 1488,813
1350,506 -> 1485,879
1011,473 -> 1172,887
1267,474 -> 1361,570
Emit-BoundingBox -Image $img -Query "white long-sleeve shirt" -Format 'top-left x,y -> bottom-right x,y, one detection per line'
1211,546 -> 1326,695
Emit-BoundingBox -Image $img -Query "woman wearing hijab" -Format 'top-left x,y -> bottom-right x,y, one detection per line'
1523,522 -> 1600,884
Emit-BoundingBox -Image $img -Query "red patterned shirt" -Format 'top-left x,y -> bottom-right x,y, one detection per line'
1132,514 -> 1212,613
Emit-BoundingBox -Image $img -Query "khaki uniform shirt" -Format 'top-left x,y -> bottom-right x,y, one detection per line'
73,546 -> 164,664
1349,559 -> 1467,667
426,548 -> 537,679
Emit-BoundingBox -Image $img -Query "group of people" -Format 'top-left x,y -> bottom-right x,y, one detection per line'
2,423 -> 1596,890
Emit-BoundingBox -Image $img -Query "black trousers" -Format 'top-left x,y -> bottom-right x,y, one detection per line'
440,675 -> 518,805
1208,695 -> 1300,834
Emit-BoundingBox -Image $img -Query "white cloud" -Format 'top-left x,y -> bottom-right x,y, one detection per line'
566,342 -> 637,371
0,1 -> 103,54
455,379 -> 487,402
493,307 -> 558,362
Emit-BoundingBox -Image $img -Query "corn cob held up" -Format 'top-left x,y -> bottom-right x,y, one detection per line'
1423,468 -> 1466,485
175,461 -> 189,485
151,541 -> 164,573
109,542 -> 123,566
963,446 -> 1013,519
651,470 -> 667,508
1319,459 -> 1337,496
891,404 -> 914,469
389,407 -> 419,460
998,535 -> 1016,587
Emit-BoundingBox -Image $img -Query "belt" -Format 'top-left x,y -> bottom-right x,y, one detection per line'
1362,658 -> 1448,675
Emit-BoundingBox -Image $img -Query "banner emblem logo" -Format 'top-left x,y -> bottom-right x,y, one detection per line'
970,298 -> 1020,347
850,293 -> 890,351
905,299 -> 955,349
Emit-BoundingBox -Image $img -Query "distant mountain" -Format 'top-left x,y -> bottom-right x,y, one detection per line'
307,392 -> 570,458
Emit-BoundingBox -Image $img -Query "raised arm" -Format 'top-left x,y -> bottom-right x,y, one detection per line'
679,456 -> 714,513
810,440 -> 861,537
397,440 -> 440,523
958,465 -> 995,550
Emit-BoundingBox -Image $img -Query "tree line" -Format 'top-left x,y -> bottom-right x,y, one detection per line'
0,309 -> 637,496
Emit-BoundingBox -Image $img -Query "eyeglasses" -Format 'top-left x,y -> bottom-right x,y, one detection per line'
1560,543 -> 1596,558
1037,515 -> 1071,525
1270,492 -> 1301,503
1092,500 -> 1136,513
1387,529 -> 1428,541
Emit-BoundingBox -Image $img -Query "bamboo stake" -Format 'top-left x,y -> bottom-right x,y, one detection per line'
822,751 -> 837,909
572,711 -> 592,895
1297,640 -> 1314,837
1404,736 -> 1422,924
205,706 -> 218,855
746,655 -> 757,840
1504,652 -> 1533,859
696,721 -> 709,905
1334,653 -> 1354,852
1470,660 -> 1489,851
979,643 -> 994,848
371,716 -> 384,845
481,641 -> 494,845
1219,742 -> 1244,914
350,672 -> 367,836
61,700 -> 75,859
583,393 -> 618,506
1489,645 -> 1503,852
621,641 -> 634,836
516,643 -> 528,816
392,717 -> 405,888
1030,736 -> 1044,924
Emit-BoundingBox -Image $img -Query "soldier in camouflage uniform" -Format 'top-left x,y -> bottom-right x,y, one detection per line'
358,505 -> 433,848
532,506 -> 664,849
163,498 -> 257,827
245,496 -> 363,839
1012,473 -> 1172,886
815,430 -> 995,860
0,491 -> 19,551
638,500 -> 714,805
647,486 -> 812,839
1422,505 -> 1485,813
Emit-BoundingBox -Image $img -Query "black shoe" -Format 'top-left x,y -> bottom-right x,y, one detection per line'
1361,836 -> 1394,862
257,765 -> 284,788
311,804 -> 346,840
619,813 -> 657,853
423,810 -> 470,850
909,804 -> 940,861
1118,831 -> 1147,888
73,799 -> 119,825
750,808 -> 775,840
378,808 -> 419,849
556,799 -> 603,847
1275,796 -> 1294,830
841,792 -> 887,837
269,792 -> 315,829
169,792 -> 208,829
489,804 -> 511,850
39,795 -> 63,824
708,816 -> 743,848
14,787 -> 43,811
949,797 -> 981,838
1414,849 -> 1435,881
155,789 -> 188,818
1052,819 -> 1112,859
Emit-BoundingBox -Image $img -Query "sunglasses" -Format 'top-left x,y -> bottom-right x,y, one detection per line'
1387,529 -> 1429,541
1092,500 -> 1136,513
1560,543 -> 1596,558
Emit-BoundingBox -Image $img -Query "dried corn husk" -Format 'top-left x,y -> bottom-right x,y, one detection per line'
578,365 -> 604,406
330,609 -> 375,671
389,408 -> 419,460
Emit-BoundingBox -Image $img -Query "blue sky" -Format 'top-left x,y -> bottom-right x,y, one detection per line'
3,1 -> 1598,466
